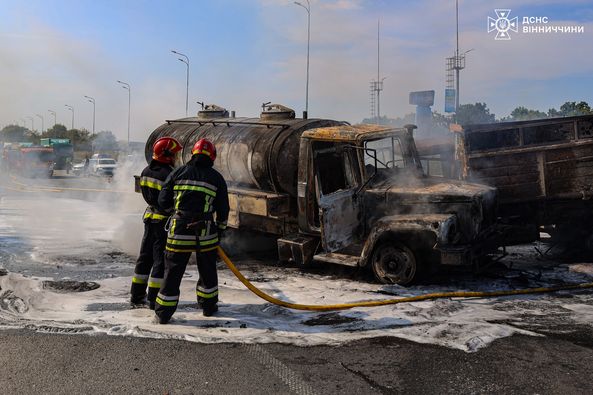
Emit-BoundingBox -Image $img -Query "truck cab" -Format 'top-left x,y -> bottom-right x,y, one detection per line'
279,124 -> 498,285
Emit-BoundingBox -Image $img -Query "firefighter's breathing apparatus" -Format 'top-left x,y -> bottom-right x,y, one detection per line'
7,175 -> 593,310
216,247 -> 593,311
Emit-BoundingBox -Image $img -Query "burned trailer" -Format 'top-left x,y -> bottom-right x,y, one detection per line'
459,114 -> 593,245
145,104 -> 498,285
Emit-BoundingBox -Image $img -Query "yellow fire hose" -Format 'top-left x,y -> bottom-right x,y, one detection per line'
217,247 -> 593,311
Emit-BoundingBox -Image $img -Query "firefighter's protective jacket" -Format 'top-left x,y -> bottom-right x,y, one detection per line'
158,156 -> 230,253
139,160 -> 174,222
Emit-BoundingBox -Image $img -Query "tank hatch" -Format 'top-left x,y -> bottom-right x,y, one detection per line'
197,104 -> 229,119
260,104 -> 295,120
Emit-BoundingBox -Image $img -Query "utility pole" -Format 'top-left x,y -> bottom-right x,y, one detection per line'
117,80 -> 131,146
369,19 -> 386,124
294,0 -> 310,117
84,95 -> 96,136
48,110 -> 56,128
36,114 -> 44,133
65,105 -> 74,129
26,116 -> 34,131
171,50 -> 189,117
455,0 -> 460,113
445,0 -> 472,118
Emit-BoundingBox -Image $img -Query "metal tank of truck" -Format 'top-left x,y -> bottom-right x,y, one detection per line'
144,104 -> 498,285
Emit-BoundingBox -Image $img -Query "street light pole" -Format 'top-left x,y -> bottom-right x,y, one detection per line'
84,95 -> 96,136
171,50 -> 189,117
26,116 -> 34,132
294,0 -> 310,117
48,110 -> 56,128
65,105 -> 74,129
36,114 -> 44,134
117,80 -> 131,146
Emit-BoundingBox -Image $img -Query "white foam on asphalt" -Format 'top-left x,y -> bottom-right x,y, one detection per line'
2,264 -> 593,352
1,182 -> 593,352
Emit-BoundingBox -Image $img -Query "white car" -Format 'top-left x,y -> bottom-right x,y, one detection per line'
72,161 -> 86,176
90,158 -> 117,177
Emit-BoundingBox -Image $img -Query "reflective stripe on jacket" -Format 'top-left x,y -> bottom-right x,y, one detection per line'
159,157 -> 229,253
140,160 -> 174,223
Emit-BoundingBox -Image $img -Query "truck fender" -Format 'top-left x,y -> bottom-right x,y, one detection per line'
359,214 -> 458,267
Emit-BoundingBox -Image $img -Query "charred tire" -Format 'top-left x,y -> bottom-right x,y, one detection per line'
371,241 -> 417,285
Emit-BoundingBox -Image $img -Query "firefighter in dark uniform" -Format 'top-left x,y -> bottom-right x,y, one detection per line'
155,138 -> 229,324
130,137 -> 183,309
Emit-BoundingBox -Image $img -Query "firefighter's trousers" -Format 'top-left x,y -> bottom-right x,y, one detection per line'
154,249 -> 218,323
130,221 -> 167,305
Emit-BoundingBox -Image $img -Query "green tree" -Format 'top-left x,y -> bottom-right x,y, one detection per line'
505,106 -> 548,121
42,124 -> 68,138
456,103 -> 496,125
547,107 -> 561,118
432,111 -> 453,129
0,124 -> 37,143
92,131 -> 118,151
559,101 -> 592,116
546,101 -> 592,118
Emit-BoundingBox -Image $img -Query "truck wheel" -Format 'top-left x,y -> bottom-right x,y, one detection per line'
371,242 -> 417,285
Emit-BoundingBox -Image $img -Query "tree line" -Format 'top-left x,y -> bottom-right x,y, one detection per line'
0,123 -> 119,151
363,100 -> 593,128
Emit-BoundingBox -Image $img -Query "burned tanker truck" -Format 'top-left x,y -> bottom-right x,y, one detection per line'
144,104 -> 498,285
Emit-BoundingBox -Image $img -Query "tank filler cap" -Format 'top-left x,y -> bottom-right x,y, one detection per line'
260,104 -> 295,120
197,104 -> 229,119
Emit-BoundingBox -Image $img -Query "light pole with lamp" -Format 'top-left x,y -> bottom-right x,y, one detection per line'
171,50 -> 189,117
65,105 -> 74,129
26,116 -> 34,132
36,114 -> 44,134
84,95 -> 96,136
294,0 -> 310,118
48,110 -> 56,128
117,80 -> 131,146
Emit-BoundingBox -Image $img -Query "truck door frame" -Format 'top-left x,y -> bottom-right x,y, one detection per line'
311,141 -> 363,252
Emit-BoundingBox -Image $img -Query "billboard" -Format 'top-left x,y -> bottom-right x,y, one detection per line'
409,90 -> 435,107
445,89 -> 456,113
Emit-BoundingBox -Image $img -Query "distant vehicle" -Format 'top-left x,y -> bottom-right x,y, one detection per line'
72,161 -> 86,176
89,157 -> 117,177
40,138 -> 73,173
4,145 -> 54,178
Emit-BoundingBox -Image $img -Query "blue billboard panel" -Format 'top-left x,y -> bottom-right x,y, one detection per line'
445,89 -> 456,113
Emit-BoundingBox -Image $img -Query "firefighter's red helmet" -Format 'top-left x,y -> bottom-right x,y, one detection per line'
152,137 -> 182,164
191,138 -> 217,162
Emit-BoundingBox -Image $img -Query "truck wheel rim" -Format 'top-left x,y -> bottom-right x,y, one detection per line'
373,245 -> 416,285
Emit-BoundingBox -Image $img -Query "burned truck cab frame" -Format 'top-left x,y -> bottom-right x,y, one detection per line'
291,124 -> 498,285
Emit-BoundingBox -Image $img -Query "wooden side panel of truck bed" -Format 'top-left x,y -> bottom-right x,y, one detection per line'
462,115 -> 593,204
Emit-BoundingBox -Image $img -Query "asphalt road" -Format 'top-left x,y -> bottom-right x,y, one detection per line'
1,328 -> 592,394
2,172 -> 593,394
